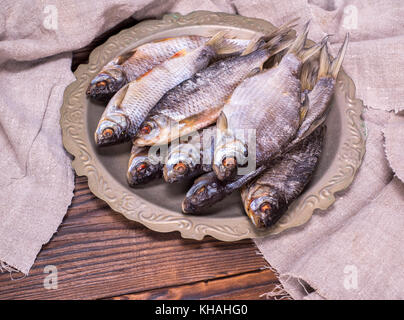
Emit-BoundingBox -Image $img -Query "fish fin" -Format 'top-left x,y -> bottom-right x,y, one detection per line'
224,165 -> 267,193
300,35 -> 329,63
242,18 -> 297,56
241,34 -> 266,56
216,111 -> 229,131
317,33 -> 349,79
206,30 -> 241,55
288,21 -> 328,63
287,20 -> 310,57
246,67 -> 262,78
317,42 -> 332,79
330,33 -> 349,79
170,48 -> 188,59
261,17 -> 299,45
300,98 -> 309,124
294,114 -> 327,146
116,49 -> 136,65
111,83 -> 129,110
301,58 -> 319,91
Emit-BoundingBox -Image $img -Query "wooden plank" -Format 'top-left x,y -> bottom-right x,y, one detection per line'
0,176 -> 271,300
110,269 -> 286,300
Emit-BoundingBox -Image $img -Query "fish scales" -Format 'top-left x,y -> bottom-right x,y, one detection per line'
241,126 -> 325,228
223,53 -> 302,165
156,51 -> 270,121
95,34 -> 232,146
134,48 -> 282,147
87,36 -> 250,100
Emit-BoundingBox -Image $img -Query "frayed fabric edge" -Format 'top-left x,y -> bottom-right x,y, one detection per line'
0,259 -> 27,280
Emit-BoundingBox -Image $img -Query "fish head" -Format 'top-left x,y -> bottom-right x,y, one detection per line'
163,144 -> 200,183
95,112 -> 129,146
182,174 -> 225,214
135,115 -> 172,146
244,190 -> 287,229
86,66 -> 127,100
213,135 -> 247,181
127,153 -> 161,186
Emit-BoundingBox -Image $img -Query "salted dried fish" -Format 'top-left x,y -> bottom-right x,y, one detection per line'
182,171 -> 228,214
134,23 -> 295,147
86,36 -> 251,100
127,145 -> 162,186
182,32 -> 349,214
95,31 -> 240,146
213,23 -> 330,181
241,126 -> 325,229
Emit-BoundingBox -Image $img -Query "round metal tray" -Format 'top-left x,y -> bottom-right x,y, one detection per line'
60,11 -> 366,241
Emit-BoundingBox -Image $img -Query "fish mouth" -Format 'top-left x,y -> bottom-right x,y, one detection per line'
163,162 -> 190,183
95,114 -> 129,146
87,68 -> 127,100
213,137 -> 248,181
213,156 -> 238,181
182,174 -> 226,214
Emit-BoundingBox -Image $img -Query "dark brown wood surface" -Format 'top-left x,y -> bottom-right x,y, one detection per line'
0,17 -> 287,300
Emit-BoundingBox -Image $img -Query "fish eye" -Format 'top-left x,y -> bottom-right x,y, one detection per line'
196,186 -> 206,195
140,123 -> 152,135
96,81 -> 107,87
174,162 -> 187,174
102,128 -> 114,137
222,157 -> 236,167
259,202 -> 271,213
136,162 -> 148,172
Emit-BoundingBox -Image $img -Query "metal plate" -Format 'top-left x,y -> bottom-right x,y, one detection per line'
60,11 -> 366,241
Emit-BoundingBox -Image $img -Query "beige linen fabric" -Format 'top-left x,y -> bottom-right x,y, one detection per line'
1,0 -> 403,300
384,114 -> 404,183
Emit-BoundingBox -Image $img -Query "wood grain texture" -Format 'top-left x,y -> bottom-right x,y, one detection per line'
0,176 -> 277,300
110,269 -> 284,300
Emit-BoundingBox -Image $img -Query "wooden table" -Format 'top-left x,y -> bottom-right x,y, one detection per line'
0,17 -> 286,300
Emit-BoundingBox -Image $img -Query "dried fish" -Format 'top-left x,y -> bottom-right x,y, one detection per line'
95,31 -> 240,146
134,22 -> 295,147
163,126 -> 216,183
86,36 -> 250,100
127,145 -> 162,186
241,126 -> 325,229
182,32 -> 349,214
213,22 -> 330,181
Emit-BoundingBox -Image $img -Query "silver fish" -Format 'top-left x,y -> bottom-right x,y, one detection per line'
134,22 -> 296,147
241,125 -> 325,229
86,36 -> 251,100
95,31 -> 240,146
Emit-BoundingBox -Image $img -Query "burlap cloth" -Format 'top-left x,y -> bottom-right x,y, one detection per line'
0,0 -> 403,299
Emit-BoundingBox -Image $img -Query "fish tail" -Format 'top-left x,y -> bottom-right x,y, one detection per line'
301,59 -> 319,91
317,33 -> 349,79
206,30 -> 241,55
287,20 -> 310,57
240,34 -> 266,56
317,41 -> 332,78
241,18 -> 297,56
287,21 -> 327,63
331,33 -> 349,79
